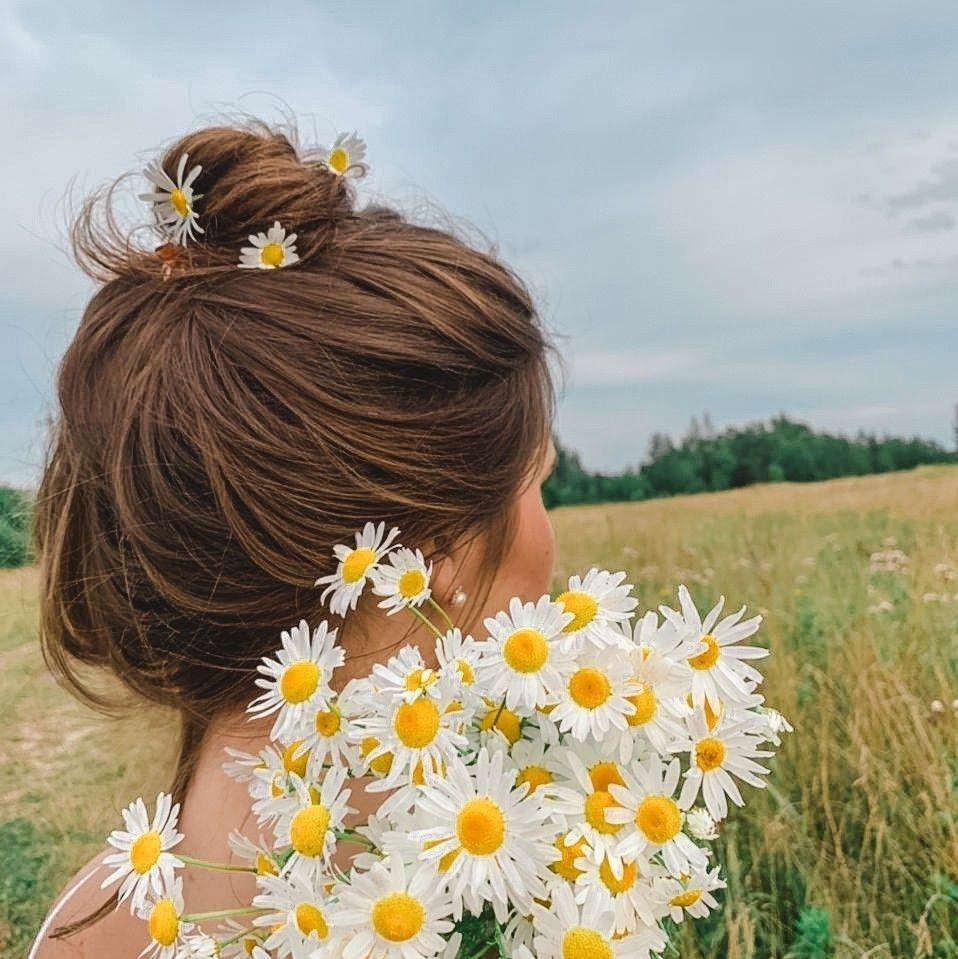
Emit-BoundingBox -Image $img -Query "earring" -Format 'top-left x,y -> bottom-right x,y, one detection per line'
451,587 -> 467,608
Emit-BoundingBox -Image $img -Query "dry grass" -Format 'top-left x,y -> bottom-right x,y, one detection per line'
2,466 -> 956,957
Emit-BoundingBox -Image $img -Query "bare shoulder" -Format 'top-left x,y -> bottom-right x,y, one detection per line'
29,853 -> 148,959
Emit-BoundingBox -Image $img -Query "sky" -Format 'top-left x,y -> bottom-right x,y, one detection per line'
2,0 -> 958,486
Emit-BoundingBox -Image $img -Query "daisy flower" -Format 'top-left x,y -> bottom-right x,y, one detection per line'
653,863 -> 725,923
435,628 -> 483,706
315,523 -> 401,616
139,152 -> 203,244
247,620 -> 344,741
371,645 -> 441,703
684,807 -> 719,841
299,690 -> 361,773
412,748 -> 555,922
554,568 -> 638,652
330,856 -> 453,959
510,737 -> 560,799
253,870 -> 333,959
574,848 -> 658,933
180,933 -> 219,958
227,830 -> 280,879
478,595 -> 575,712
239,221 -> 301,269
606,756 -> 707,878
371,547 -> 433,615
100,792 -> 183,913
677,712 -> 773,821
550,648 -> 640,742
317,132 -> 369,178
136,877 -> 192,959
661,586 -> 767,711
532,882 -> 663,959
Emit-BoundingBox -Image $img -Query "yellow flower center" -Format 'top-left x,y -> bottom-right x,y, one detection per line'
599,856 -> 637,895
502,628 -> 549,673
328,148 -> 350,175
456,797 -> 506,855
689,634 -> 720,670
626,685 -> 656,726
129,830 -> 161,874
695,737 -> 727,772
479,704 -> 522,744
635,795 -> 681,844
588,761 -> 625,793
516,764 -> 554,794
584,790 -> 621,835
282,740 -> 309,777
314,708 -> 341,737
295,902 -> 329,938
361,737 -> 394,774
169,188 -> 189,218
260,242 -> 286,268
562,927 -> 613,959
669,888 -> 702,908
289,804 -> 331,857
551,834 -> 587,881
398,569 -> 427,599
342,546 -> 376,583
404,668 -> 437,692
371,892 -> 425,942
148,898 -> 178,947
280,661 -> 320,704
255,851 -> 277,876
556,590 -> 599,632
704,698 -> 723,730
423,838 -> 460,872
568,667 -> 611,709
394,698 -> 441,748
456,659 -> 475,684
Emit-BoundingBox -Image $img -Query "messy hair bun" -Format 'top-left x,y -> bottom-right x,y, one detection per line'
35,118 -> 555,799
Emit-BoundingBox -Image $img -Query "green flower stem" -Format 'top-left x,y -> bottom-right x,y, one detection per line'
178,855 -> 255,874
333,828 -> 379,850
407,603 -> 446,640
428,597 -> 456,632
181,906 -> 264,923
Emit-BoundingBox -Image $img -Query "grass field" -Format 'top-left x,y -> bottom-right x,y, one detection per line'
2,467 -> 956,957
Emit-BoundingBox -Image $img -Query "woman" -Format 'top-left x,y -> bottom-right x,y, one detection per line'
30,119 -> 557,958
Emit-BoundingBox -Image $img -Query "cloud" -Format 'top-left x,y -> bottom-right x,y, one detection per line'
886,156 -> 958,213
907,208 -> 955,231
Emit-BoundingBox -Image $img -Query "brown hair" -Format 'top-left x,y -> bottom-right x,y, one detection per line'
34,120 -> 555,805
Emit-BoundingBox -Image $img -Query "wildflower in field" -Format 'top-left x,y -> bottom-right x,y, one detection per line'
328,856 -> 453,959
371,547 -> 433,615
478,595 -> 575,711
238,221 -> 301,270
661,586 -> 766,711
136,877 -> 192,959
248,620 -> 344,741
100,792 -> 183,913
140,153 -> 203,244
677,711 -> 773,822
412,748 -> 555,921
554,568 -> 638,651
315,522 -> 401,616
254,869 -> 333,959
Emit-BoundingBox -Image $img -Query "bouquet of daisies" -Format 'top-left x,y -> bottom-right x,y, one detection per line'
100,522 -> 790,959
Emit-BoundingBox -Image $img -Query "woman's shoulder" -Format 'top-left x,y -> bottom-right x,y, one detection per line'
29,852 -> 147,959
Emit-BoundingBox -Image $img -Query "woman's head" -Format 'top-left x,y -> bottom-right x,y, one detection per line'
35,120 -> 555,749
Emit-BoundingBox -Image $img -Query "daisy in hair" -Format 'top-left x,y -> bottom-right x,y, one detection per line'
677,710 -> 774,821
253,869 -> 333,959
652,862 -> 725,923
270,768 -> 353,880
238,221 -> 300,270
100,792 -> 183,913
247,620 -> 344,741
139,152 -> 203,244
329,856 -> 454,959
412,748 -> 555,922
315,522 -> 401,616
136,877 -> 192,959
573,846 -> 659,934
660,585 -> 767,711
532,882 -> 666,959
606,756 -> 708,879
477,594 -> 575,712
554,567 -> 638,652
549,647 -> 641,743
371,547 -> 433,615
316,131 -> 369,178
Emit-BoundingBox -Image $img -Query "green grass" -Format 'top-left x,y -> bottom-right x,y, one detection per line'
2,467 -> 957,957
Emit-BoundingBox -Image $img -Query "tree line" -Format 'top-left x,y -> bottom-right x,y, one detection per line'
542,414 -> 957,508
0,487 -> 31,568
